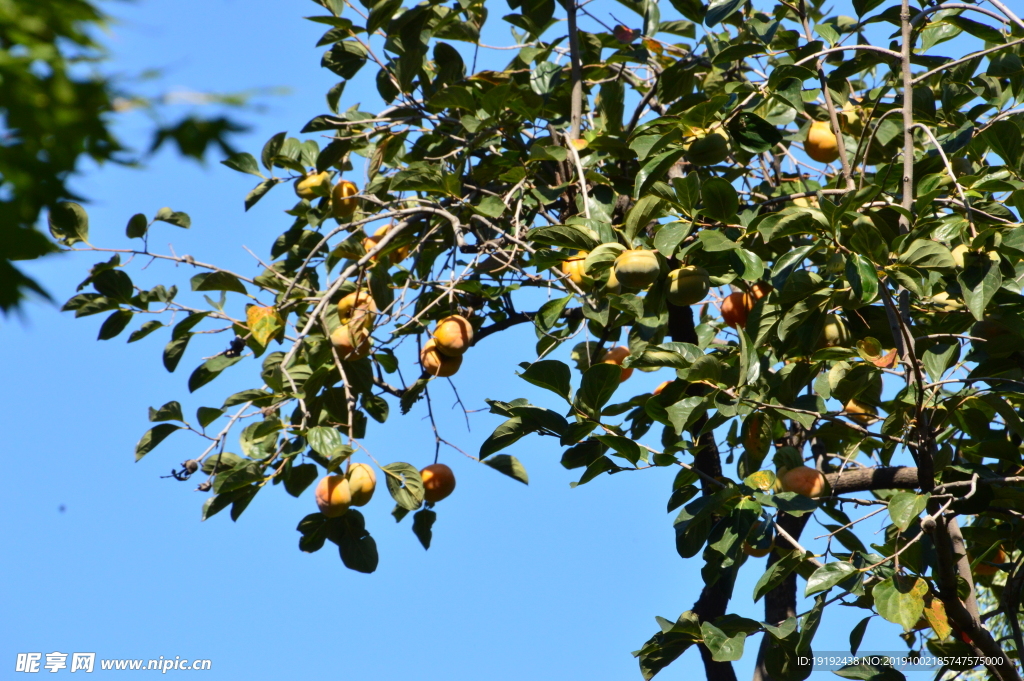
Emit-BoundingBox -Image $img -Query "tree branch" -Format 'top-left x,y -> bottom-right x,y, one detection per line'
899,0 -> 915,234
565,0 -> 583,141
668,301 -> 737,681
928,513 -> 1022,681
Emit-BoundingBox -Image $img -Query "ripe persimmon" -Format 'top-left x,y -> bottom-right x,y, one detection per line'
347,463 -> 377,507
561,252 -> 591,288
315,475 -> 353,517
721,291 -> 753,328
331,179 -> 359,222
421,463 -> 456,502
806,121 -> 839,163
780,466 -> 827,498
420,339 -> 462,377
433,315 -> 473,357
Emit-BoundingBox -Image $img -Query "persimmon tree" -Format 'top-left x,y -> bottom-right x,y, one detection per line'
54,0 -> 1024,679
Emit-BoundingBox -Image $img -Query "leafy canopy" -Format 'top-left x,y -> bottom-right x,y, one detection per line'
56,0 -> 1024,679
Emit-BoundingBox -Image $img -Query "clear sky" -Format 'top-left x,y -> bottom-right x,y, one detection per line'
3,0 -> 977,678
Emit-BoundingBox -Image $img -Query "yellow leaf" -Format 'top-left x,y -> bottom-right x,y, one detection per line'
923,597 -> 952,639
246,305 -> 284,347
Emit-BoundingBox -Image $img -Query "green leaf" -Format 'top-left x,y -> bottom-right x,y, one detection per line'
737,325 -> 760,387
704,0 -> 743,25
284,463 -> 319,497
190,272 -> 248,295
852,0 -> 884,14
154,207 -> 191,229
245,178 -> 283,211
700,622 -> 746,662
584,243 -> 626,274
805,561 -> 858,596
834,662 -> 906,681
536,295 -> 572,331
698,230 -> 738,251
898,240 -> 954,269
202,488 -> 249,521
128,320 -> 164,343
223,389 -> 274,408
367,0 -> 402,34
921,342 -> 959,383
849,616 -> 870,655
988,52 -> 1024,79
673,173 -> 701,216
261,131 -> 286,170
957,257 -> 1001,321
163,336 -> 190,373
527,224 -> 600,251
296,513 -> 328,552
48,202 -> 89,245
654,221 -> 693,259
412,508 -> 436,549
665,395 -> 706,434
125,213 -> 149,239
92,269 -> 134,304
480,417 -> 528,458
669,0 -> 705,22
727,113 -> 782,153
732,248 -> 765,281
188,355 -> 242,392
484,454 -> 529,484
173,311 -> 210,339
220,152 -> 263,177
770,492 -> 819,517
701,177 -> 739,223
887,492 -> 930,531
197,407 -> 224,428
334,510 -> 378,573
98,309 -> 133,340
135,424 -> 181,461
517,360 -> 572,400
754,549 -> 804,601
308,426 -> 343,456
980,394 -> 1024,438
595,434 -> 644,465
149,400 -> 184,423
361,393 -> 389,423
983,120 -> 1021,166
321,40 -> 369,80
575,363 -> 624,418
846,253 -> 879,303
712,43 -> 765,65
635,149 -> 686,200
873,576 -> 927,632
382,462 -> 424,511
943,16 -> 1008,45
400,377 -> 429,414
625,195 -> 665,244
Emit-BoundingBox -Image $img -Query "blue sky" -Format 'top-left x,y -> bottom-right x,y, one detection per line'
2,0 -> 987,678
